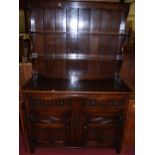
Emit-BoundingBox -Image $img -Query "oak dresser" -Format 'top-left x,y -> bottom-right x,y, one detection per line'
22,0 -> 132,153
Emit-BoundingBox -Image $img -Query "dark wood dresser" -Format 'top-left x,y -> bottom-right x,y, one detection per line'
22,0 -> 132,153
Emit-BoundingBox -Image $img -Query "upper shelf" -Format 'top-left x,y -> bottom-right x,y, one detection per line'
30,31 -> 128,36
32,53 -> 122,61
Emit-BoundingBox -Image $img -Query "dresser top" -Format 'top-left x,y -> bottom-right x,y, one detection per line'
28,1 -> 130,80
23,76 -> 131,93
24,1 -> 131,94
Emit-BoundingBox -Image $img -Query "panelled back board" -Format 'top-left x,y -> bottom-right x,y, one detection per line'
29,1 -> 129,79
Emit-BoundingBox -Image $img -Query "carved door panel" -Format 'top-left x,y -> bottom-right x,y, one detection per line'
82,113 -> 123,147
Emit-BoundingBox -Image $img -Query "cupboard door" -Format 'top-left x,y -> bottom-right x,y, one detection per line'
27,96 -> 72,147
82,113 -> 123,147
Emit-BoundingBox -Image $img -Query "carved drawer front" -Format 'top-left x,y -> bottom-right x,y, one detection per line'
82,113 -> 123,147
83,98 -> 126,113
28,96 -> 72,115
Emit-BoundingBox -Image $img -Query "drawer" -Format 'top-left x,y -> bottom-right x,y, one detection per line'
83,98 -> 126,113
28,96 -> 72,115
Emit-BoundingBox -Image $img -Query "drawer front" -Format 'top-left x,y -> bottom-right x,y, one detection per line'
28,96 -> 72,114
83,97 -> 127,113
